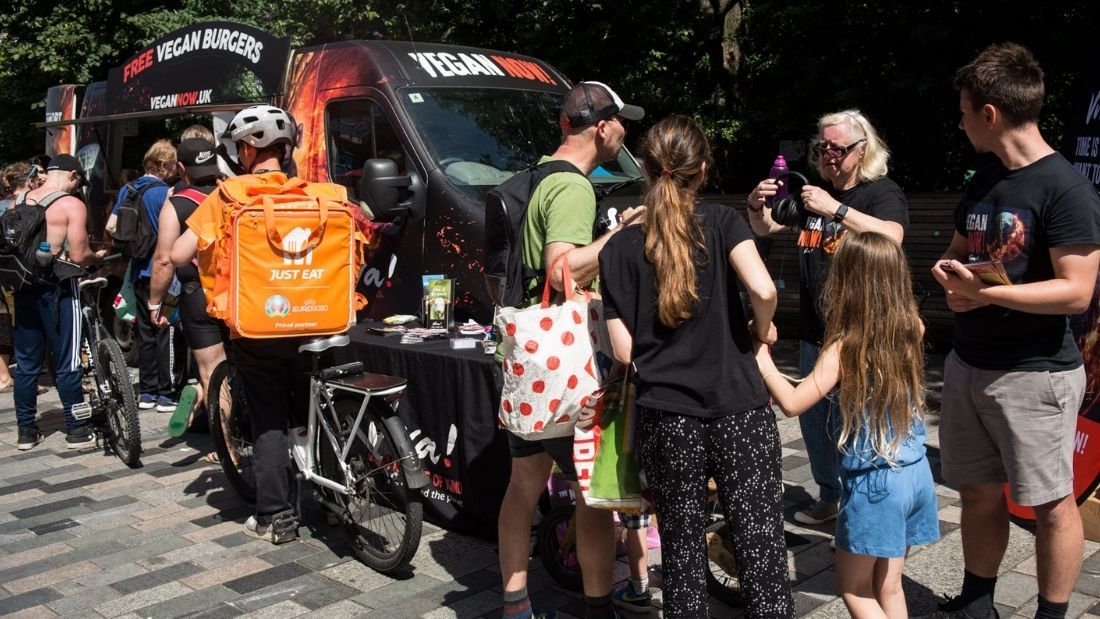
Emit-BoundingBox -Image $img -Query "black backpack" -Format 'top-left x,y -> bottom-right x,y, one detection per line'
483,160 -> 589,308
0,191 -> 68,290
111,181 -> 165,258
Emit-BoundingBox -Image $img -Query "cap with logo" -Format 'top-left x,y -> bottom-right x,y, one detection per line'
177,139 -> 220,180
561,81 -> 645,129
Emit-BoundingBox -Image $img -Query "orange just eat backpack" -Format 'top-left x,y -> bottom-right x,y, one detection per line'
192,173 -> 367,338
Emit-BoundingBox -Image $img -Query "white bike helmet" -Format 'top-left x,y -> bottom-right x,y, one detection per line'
225,105 -> 296,149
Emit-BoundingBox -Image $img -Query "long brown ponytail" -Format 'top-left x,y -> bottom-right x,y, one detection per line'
639,116 -> 711,328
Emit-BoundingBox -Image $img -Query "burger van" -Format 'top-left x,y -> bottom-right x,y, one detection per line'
40,21 -> 643,323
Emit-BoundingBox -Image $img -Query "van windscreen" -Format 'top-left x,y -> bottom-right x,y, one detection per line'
399,88 -> 642,201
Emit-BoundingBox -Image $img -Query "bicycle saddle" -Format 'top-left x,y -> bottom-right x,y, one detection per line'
298,334 -> 350,354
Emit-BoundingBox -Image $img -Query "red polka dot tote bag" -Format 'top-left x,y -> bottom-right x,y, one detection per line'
495,256 -> 604,440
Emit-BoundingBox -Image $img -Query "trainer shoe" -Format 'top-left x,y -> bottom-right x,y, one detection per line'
16,426 -> 42,451
794,499 -> 839,525
244,511 -> 298,544
913,596 -> 1001,619
155,396 -> 177,413
611,582 -> 652,613
138,393 -> 157,410
65,426 -> 96,449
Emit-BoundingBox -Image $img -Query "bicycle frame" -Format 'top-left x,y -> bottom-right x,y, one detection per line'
292,375 -> 407,496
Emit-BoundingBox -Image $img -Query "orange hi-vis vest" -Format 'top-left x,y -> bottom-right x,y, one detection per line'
188,172 -> 368,338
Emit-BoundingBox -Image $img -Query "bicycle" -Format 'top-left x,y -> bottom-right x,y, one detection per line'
207,333 -> 428,573
68,255 -> 142,467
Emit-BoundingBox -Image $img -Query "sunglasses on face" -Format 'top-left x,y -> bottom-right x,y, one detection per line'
813,138 -> 865,160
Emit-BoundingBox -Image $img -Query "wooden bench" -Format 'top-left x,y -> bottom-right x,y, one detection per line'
702,193 -> 961,352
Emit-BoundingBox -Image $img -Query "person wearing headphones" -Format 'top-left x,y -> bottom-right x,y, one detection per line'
745,110 -> 909,527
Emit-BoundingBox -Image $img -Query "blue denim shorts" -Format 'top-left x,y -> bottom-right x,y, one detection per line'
835,457 -> 940,558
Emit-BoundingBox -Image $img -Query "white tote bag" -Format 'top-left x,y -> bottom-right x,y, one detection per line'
496,257 -> 604,440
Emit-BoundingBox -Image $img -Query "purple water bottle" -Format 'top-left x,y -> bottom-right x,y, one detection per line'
767,155 -> 788,208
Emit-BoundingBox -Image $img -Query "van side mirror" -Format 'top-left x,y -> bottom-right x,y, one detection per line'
358,158 -> 412,222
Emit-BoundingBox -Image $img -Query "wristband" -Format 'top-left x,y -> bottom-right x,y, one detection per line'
147,303 -> 162,311
833,203 -> 849,223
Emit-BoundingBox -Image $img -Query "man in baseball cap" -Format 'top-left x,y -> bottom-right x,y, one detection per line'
45,154 -> 87,187
175,139 -> 220,183
561,81 -> 645,129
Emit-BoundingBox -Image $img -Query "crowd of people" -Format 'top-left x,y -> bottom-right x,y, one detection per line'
0,39 -> 1097,619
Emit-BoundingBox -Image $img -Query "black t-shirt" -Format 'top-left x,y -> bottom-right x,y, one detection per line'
952,152 -> 1100,370
170,183 -> 215,284
599,201 -> 769,418
797,176 -> 909,344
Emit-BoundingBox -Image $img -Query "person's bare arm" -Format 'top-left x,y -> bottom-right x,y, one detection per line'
63,198 -> 101,265
746,178 -> 791,236
938,244 -> 1100,315
800,184 -> 904,243
729,239 -> 778,344
546,206 -> 645,291
755,341 -> 840,417
148,197 -> 180,327
606,317 -> 633,366
171,229 -> 199,267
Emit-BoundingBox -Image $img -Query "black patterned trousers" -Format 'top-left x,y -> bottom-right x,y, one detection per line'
638,405 -> 794,618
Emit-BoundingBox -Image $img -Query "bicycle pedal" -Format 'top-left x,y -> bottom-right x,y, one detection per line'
71,402 -> 93,421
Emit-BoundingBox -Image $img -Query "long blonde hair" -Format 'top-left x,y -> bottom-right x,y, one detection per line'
821,231 -> 925,463
639,116 -> 710,328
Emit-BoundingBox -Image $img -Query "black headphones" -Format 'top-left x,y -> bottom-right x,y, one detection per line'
565,83 -> 618,128
770,170 -> 811,226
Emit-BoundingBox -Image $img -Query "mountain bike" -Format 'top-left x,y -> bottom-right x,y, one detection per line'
208,333 -> 427,573
69,256 -> 142,466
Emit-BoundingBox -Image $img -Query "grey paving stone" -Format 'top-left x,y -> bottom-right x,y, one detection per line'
90,535 -> 192,568
133,584 -> 238,618
0,587 -> 63,615
223,561 -> 312,594
110,561 -> 203,594
93,581 -> 193,618
350,572 -> 446,607
46,583 -> 123,614
292,577 -> 361,610
176,602 -> 245,619
0,479 -> 47,497
416,568 -> 499,605
42,473 -> 111,493
212,532 -> 254,548
0,529 -> 76,554
0,557 -> 64,589
294,546 -> 356,572
258,541 -> 322,566
226,573 -> 330,612
8,464 -> 87,486
27,517 -> 80,535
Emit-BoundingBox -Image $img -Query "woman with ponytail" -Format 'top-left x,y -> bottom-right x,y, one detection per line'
599,116 -> 793,618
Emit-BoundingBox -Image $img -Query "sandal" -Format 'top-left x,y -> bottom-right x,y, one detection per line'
202,452 -> 220,465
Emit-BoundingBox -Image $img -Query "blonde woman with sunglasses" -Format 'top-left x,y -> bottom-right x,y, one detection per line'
745,109 -> 910,528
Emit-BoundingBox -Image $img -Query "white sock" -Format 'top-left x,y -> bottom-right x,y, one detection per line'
630,574 -> 649,593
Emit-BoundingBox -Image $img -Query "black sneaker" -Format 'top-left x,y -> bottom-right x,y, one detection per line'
17,426 -> 42,451
65,426 -> 95,449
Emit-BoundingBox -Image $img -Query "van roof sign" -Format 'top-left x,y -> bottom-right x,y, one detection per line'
105,21 -> 290,115
363,41 -> 566,92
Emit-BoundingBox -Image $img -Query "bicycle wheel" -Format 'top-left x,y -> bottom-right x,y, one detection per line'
208,361 -> 257,502
535,505 -> 583,591
96,338 -> 141,467
705,520 -> 743,607
324,398 -> 422,573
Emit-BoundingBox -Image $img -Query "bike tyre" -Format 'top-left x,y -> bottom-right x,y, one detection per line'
326,398 -> 422,574
96,338 -> 141,467
705,520 -> 743,607
535,505 -> 583,591
208,361 -> 257,502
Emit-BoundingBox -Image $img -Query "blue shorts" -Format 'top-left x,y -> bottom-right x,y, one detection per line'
835,457 -> 940,558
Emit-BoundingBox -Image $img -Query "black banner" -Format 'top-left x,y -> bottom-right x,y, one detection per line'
105,22 -> 290,114
1065,56 -> 1100,187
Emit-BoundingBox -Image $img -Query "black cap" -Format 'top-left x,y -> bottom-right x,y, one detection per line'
46,154 -> 84,176
561,81 -> 645,129
177,139 -> 219,180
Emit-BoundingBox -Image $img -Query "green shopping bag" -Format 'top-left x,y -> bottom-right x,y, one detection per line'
573,369 -> 647,513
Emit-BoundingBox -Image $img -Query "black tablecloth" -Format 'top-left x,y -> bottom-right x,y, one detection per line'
348,323 -> 508,537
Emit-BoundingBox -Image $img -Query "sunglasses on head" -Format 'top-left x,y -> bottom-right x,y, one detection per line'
813,138 -> 865,160
23,165 -> 38,183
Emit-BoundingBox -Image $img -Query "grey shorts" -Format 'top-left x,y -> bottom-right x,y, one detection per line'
939,351 -> 1085,506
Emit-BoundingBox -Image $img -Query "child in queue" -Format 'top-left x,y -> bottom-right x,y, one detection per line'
755,230 -> 940,619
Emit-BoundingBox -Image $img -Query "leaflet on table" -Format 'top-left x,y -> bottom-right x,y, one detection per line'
421,274 -> 443,324
426,278 -> 454,330
963,260 -> 1012,286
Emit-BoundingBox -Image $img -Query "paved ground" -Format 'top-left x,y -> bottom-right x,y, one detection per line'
1,342 -> 1100,618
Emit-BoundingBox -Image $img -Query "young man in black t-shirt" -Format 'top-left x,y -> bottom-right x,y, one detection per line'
931,43 -> 1100,619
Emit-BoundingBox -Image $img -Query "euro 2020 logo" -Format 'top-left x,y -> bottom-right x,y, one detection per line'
264,294 -> 291,318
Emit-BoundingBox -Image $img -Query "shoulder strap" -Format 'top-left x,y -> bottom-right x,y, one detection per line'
535,159 -> 586,177
173,188 -> 207,206
26,191 -> 69,210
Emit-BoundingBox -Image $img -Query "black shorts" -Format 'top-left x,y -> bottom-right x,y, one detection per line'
506,432 -> 577,481
177,280 -> 227,350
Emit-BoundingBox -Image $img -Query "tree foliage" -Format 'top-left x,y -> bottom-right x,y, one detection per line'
2,0 -> 1098,192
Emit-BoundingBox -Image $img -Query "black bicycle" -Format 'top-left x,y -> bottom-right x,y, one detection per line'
208,333 -> 427,573
69,255 -> 141,467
